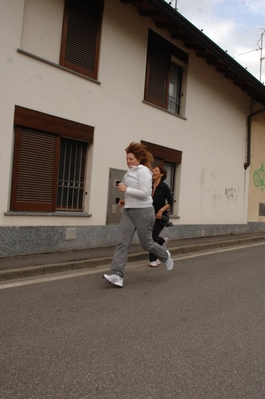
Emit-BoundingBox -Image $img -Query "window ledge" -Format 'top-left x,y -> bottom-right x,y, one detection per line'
17,48 -> 101,85
142,100 -> 187,120
4,211 -> 92,217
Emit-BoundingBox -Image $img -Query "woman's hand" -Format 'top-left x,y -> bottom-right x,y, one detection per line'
119,200 -> 125,207
118,183 -> 127,192
156,206 -> 170,219
155,209 -> 163,220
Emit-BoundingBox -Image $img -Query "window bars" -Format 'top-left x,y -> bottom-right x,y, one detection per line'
57,139 -> 86,211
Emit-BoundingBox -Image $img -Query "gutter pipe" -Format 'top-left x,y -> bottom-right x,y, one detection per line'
244,107 -> 265,170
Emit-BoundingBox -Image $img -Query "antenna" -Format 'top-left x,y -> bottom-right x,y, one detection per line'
257,30 -> 265,81
239,28 -> 265,81
169,0 -> 178,10
238,49 -> 259,56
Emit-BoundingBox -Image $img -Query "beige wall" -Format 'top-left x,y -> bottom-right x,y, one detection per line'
20,0 -> 64,62
0,0 -> 254,230
248,112 -> 265,221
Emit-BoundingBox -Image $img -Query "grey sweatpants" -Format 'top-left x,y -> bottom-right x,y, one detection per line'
110,207 -> 169,278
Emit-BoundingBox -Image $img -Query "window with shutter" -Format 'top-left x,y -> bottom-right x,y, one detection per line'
144,30 -> 188,117
145,44 -> 170,108
11,106 -> 94,213
60,0 -> 104,79
141,140 -> 183,215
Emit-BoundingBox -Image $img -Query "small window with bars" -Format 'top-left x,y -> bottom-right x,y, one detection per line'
57,139 -> 86,211
141,140 -> 182,215
144,30 -> 188,117
168,62 -> 183,115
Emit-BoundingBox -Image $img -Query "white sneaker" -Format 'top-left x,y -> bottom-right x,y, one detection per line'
165,250 -> 174,271
149,259 -> 161,267
103,274 -> 123,287
162,237 -> 169,249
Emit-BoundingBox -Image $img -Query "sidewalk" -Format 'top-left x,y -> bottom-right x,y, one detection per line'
1,231 -> 265,282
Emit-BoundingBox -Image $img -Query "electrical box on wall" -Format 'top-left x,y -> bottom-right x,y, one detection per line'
259,203 -> 265,216
106,168 -> 126,224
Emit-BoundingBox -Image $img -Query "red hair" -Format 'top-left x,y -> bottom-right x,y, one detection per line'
125,142 -> 154,171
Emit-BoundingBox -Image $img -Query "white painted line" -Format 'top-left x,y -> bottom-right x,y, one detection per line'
0,265 -> 110,290
173,241 -> 265,260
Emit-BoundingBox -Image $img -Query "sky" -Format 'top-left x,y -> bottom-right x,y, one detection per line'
165,0 -> 265,83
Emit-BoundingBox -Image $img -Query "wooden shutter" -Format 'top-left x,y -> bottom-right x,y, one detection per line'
145,42 -> 170,109
14,106 -> 94,143
141,141 -> 182,164
11,128 -> 60,212
60,0 -> 102,79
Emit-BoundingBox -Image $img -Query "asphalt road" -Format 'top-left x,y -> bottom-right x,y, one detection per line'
1,243 -> 265,399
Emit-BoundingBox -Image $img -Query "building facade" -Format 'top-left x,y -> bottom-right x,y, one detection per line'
1,0 -> 265,257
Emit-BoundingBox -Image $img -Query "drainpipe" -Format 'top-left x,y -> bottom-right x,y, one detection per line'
244,107 -> 265,170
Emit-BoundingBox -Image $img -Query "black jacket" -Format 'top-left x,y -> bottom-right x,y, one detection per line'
152,181 -> 173,215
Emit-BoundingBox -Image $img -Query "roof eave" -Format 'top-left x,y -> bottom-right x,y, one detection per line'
120,0 -> 265,105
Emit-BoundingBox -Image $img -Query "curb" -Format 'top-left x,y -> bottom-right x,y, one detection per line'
1,235 -> 265,282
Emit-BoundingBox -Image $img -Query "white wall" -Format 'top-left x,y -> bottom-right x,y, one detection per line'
0,0 -> 252,231
178,52 -> 250,224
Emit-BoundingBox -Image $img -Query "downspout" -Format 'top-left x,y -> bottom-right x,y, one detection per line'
244,106 -> 265,169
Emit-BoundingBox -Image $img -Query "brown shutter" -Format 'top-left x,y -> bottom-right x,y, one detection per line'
14,106 -> 94,143
60,0 -> 102,79
141,140 -> 182,164
11,128 -> 60,212
145,43 -> 170,109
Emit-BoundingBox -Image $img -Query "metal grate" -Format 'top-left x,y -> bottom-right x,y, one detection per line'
56,139 -> 87,211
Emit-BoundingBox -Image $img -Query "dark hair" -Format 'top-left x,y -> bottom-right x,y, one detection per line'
125,142 -> 154,171
156,165 -> 167,181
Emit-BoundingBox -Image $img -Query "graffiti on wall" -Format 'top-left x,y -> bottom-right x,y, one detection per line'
253,163 -> 265,192
225,187 -> 239,201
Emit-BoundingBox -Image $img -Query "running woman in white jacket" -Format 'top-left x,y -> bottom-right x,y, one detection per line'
103,142 -> 174,288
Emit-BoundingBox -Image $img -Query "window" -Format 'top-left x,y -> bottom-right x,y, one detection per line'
11,106 -> 94,212
57,139 -> 87,211
144,30 -> 188,116
60,0 -> 104,79
168,63 -> 183,115
141,141 -> 182,214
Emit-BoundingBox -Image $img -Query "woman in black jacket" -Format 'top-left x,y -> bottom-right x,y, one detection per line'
149,165 -> 173,267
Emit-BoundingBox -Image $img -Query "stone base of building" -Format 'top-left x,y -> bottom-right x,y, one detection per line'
1,223 -> 265,258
